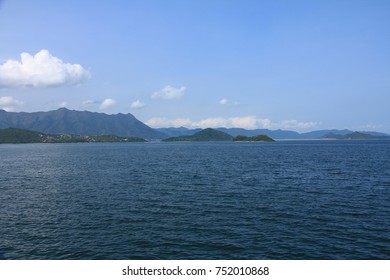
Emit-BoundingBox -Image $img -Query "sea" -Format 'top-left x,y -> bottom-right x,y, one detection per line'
0,140 -> 389,260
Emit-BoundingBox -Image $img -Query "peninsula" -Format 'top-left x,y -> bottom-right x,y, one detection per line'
0,128 -> 146,144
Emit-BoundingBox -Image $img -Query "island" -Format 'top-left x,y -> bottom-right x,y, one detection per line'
163,128 -> 234,142
162,128 -> 275,142
233,134 -> 275,142
0,128 -> 146,144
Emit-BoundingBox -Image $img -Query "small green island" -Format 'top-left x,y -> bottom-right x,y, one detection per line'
163,128 -> 275,142
0,128 -> 146,144
233,134 -> 275,142
163,128 -> 234,142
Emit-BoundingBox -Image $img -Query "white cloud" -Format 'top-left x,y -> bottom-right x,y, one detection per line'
131,100 -> 146,109
0,96 -> 22,111
219,99 -> 240,106
146,117 -> 193,128
0,49 -> 90,88
82,100 -> 97,105
230,116 -> 262,129
99,98 -> 116,110
152,85 -> 186,100
1,107 -> 14,112
219,98 -> 229,105
360,123 -> 383,130
146,116 -> 318,130
59,101 -> 68,108
279,119 -> 318,130
0,96 -> 20,105
146,116 -> 272,130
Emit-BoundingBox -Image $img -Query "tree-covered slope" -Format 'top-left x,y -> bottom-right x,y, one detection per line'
163,128 -> 233,141
0,128 -> 146,143
0,108 -> 166,139
233,134 -> 275,142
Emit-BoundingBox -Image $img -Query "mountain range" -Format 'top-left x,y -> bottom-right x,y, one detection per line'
157,127 -> 389,139
0,108 -> 165,139
0,108 -> 388,140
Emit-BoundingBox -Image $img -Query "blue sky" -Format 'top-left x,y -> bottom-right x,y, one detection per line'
0,0 -> 389,132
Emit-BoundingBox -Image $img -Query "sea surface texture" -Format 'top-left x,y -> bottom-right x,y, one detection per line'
1,141 -> 389,259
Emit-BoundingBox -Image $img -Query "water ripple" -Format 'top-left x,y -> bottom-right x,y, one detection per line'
0,141 -> 389,259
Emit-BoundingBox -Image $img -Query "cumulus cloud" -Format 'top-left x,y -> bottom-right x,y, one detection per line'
219,99 -> 240,106
146,117 -> 193,128
279,119 -> 318,129
146,116 -> 318,130
0,96 -> 22,111
131,100 -> 146,109
146,116 -> 272,130
99,98 -> 116,109
0,49 -> 90,88
360,123 -> 383,130
152,85 -> 186,100
219,98 -> 229,105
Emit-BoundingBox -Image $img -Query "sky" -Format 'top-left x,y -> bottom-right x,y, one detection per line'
0,0 -> 389,133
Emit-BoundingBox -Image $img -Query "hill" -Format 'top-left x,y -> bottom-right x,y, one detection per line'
0,128 -> 146,144
233,134 -> 275,142
163,128 -> 233,142
0,128 -> 43,143
160,127 -> 389,139
216,128 -> 300,139
0,108 -> 166,139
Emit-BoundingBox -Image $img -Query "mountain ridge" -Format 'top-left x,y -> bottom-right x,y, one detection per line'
158,127 -> 389,139
0,108 -> 166,139
0,109 -> 388,140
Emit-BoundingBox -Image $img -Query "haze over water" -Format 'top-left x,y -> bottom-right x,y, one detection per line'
1,141 -> 389,259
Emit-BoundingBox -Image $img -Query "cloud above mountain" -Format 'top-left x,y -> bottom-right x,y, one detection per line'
0,49 -> 90,88
146,116 -> 318,130
0,96 -> 22,111
99,98 -> 116,109
146,116 -> 271,130
152,85 -> 186,100
131,100 -> 146,109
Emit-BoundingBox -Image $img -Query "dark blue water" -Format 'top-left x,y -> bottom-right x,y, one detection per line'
0,141 -> 389,259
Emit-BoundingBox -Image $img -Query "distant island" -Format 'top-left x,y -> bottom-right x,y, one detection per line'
233,134 -> 275,142
163,128 -> 275,142
163,128 -> 234,142
159,127 -> 390,140
0,128 -> 146,144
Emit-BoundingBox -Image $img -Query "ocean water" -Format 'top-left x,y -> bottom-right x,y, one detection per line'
0,141 -> 389,260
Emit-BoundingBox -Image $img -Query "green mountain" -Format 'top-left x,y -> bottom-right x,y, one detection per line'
163,128 -> 234,142
233,134 -> 274,142
0,128 -> 146,144
0,108 -> 166,139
